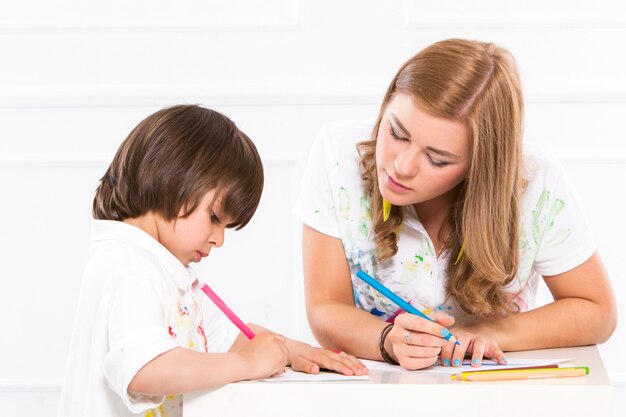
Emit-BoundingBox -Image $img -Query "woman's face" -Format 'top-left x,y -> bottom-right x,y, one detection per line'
376,93 -> 470,207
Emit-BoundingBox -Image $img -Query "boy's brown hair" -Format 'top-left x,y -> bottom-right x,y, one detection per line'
93,105 -> 263,229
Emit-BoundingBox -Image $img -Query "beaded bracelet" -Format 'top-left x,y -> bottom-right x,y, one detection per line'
379,323 -> 399,365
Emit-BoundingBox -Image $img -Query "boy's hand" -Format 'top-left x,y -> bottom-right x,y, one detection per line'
236,332 -> 289,379
290,347 -> 368,376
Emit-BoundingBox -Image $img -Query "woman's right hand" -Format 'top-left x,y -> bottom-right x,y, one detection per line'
387,312 -> 457,370
236,332 -> 289,379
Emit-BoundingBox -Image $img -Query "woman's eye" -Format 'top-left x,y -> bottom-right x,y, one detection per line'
389,125 -> 409,142
427,155 -> 450,168
210,212 -> 221,223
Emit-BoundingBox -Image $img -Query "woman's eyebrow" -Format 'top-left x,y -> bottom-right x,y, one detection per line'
426,146 -> 460,159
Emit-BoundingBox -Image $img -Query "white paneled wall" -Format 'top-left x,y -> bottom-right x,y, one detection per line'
1,1 -> 625,415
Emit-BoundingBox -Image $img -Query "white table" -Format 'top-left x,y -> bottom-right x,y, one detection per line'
184,345 -> 613,417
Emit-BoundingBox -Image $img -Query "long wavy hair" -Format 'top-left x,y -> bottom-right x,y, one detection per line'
357,39 -> 524,317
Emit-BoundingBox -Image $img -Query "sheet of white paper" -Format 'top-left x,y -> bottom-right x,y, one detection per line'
360,358 -> 573,375
259,368 -> 372,382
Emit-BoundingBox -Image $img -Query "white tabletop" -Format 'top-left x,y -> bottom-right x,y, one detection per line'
184,345 -> 613,417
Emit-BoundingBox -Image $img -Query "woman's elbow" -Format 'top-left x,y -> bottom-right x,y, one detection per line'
306,304 -> 335,343
594,298 -> 618,344
590,255 -> 618,343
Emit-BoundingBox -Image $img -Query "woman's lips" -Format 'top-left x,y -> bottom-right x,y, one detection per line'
385,171 -> 412,193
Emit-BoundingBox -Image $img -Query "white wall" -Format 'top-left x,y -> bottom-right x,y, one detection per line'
1,1 -> 625,415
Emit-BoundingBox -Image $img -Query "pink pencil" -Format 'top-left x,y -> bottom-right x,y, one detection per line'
200,283 -> 256,340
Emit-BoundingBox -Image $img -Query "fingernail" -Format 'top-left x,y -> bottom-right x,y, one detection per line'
440,328 -> 451,338
443,358 -> 450,366
502,357 -> 508,364
472,358 -> 480,365
453,358 -> 461,366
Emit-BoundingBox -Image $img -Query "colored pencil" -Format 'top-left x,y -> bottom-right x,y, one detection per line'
356,270 -> 460,346
200,283 -> 256,340
451,366 -> 589,381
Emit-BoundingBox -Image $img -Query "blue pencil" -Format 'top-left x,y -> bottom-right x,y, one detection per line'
356,269 -> 461,346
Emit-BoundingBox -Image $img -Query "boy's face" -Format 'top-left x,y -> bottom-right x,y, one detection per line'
157,190 -> 231,267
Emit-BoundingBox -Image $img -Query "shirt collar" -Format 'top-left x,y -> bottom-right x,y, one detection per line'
401,205 -> 452,261
90,219 -> 196,291
401,205 -> 428,235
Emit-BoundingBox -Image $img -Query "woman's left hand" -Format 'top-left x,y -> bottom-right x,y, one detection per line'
290,347 -> 369,376
439,322 -> 507,367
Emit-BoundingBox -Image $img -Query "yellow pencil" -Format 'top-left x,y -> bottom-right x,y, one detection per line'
451,366 -> 589,382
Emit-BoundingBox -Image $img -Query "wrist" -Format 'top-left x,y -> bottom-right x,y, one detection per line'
285,339 -> 310,365
459,318 -> 507,347
383,334 -> 398,363
226,352 -> 253,381
484,318 -> 509,348
379,323 -> 398,365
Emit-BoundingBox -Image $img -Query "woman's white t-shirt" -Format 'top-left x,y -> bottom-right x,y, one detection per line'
295,120 -> 595,322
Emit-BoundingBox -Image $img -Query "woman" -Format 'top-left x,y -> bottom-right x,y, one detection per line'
296,38 -> 617,369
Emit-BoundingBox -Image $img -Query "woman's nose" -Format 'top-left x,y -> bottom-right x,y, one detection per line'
394,148 -> 419,178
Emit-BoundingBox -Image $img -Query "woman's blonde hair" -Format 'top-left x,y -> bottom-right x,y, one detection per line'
357,39 -> 524,317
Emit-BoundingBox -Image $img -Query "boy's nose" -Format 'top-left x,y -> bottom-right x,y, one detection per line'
209,228 -> 225,248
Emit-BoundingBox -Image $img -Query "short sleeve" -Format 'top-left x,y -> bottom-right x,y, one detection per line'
531,155 -> 596,276
294,126 -> 341,238
103,267 -> 178,414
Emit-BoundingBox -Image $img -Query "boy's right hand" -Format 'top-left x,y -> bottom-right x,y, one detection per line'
236,332 -> 289,379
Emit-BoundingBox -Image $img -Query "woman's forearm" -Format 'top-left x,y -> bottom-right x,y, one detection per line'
473,297 -> 617,351
308,302 -> 390,360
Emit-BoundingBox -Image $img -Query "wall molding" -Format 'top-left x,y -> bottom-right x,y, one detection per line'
1,153 -> 626,170
403,1 -> 626,29
0,20 -> 302,34
0,152 -> 302,168
560,155 -> 626,165
1,85 -> 626,108
0,378 -> 62,392
404,16 -> 626,30
0,1 -> 301,34
0,88 -> 381,108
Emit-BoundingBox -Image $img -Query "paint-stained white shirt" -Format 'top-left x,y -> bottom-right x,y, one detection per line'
295,120 -> 595,322
57,220 -> 238,417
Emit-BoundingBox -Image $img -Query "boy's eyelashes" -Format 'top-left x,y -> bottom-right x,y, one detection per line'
209,208 -> 237,228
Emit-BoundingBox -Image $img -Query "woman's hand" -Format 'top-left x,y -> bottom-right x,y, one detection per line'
439,321 -> 507,367
388,312 -> 457,370
289,345 -> 369,376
